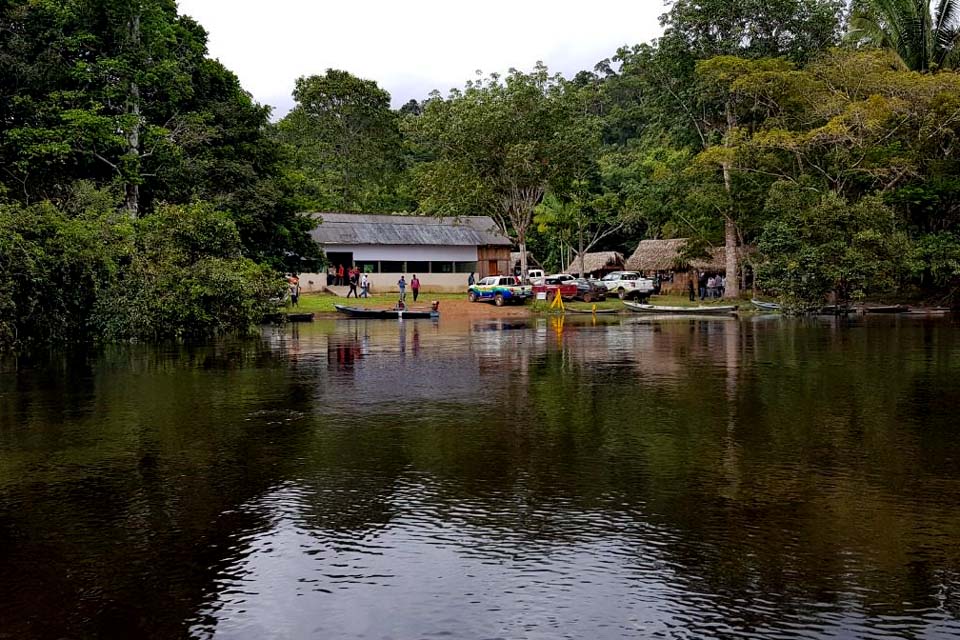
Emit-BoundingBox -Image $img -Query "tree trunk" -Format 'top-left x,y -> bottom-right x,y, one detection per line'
577,225 -> 585,278
518,235 -> 528,284
124,8 -> 142,218
721,154 -> 739,297
721,101 -> 739,299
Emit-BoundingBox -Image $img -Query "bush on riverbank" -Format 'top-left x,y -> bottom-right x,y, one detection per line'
0,196 -> 285,351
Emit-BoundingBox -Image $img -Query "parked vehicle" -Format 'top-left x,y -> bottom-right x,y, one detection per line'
527,269 -> 545,285
532,276 -> 579,301
468,276 -> 532,306
599,271 -> 655,301
570,278 -> 607,303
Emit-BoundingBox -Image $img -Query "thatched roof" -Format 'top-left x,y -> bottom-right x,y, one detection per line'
511,251 -> 541,268
309,213 -> 511,247
564,251 -> 624,274
625,239 -> 731,272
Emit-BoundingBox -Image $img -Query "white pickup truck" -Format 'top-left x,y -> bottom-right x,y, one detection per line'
599,271 -> 656,301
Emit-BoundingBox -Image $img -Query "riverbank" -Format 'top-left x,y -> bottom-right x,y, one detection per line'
289,292 -> 747,319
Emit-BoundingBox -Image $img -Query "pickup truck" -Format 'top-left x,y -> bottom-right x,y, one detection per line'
468,276 -> 533,306
599,271 -> 656,301
531,275 -> 579,301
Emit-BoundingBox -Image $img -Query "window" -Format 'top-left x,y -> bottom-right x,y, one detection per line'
380,261 -> 404,273
433,261 -> 454,274
407,261 -> 430,274
356,260 -> 378,274
454,261 -> 477,274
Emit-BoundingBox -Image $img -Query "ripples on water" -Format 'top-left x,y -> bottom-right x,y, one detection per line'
1,315 -> 959,639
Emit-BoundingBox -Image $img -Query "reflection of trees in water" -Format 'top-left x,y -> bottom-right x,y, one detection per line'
2,321 -> 960,637
0,339 -> 319,639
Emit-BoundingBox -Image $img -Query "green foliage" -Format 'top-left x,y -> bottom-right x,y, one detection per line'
757,184 -> 909,308
0,188 -> 130,350
0,0 -> 316,266
404,64 -> 599,276
274,69 -> 406,213
93,203 -> 285,342
848,0 -> 960,71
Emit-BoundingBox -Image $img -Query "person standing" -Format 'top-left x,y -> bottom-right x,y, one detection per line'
698,271 -> 707,301
468,272 -> 476,286
289,275 -> 300,306
411,274 -> 421,302
337,264 -> 345,286
397,275 -> 407,302
687,277 -> 695,302
347,268 -> 359,298
327,265 -> 335,286
360,272 -> 370,298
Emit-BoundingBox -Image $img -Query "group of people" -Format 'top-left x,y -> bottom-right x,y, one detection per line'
396,275 -> 421,302
690,272 -> 725,300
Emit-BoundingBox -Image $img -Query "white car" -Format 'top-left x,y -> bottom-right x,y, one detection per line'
599,271 -> 655,301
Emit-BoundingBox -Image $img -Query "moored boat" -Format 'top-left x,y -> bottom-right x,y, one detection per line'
335,304 -> 439,320
863,305 -> 910,314
751,299 -> 781,311
623,301 -> 738,315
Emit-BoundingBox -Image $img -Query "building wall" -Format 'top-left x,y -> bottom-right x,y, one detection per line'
297,272 -> 471,294
334,244 -> 478,261
477,246 -> 511,278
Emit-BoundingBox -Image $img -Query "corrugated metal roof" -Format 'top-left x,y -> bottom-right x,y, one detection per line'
308,213 -> 512,247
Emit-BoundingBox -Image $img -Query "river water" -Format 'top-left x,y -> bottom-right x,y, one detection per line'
1,314 -> 959,639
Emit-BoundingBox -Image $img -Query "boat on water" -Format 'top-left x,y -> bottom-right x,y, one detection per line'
863,305 -> 910,314
751,299 -> 781,311
335,304 -> 439,320
623,301 -> 739,315
566,307 -> 620,315
263,311 -> 315,324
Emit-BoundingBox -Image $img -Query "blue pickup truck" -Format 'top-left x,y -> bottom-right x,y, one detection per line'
467,276 -> 533,306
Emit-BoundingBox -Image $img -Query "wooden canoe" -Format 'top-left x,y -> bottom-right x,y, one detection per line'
623,301 -> 739,315
751,299 -> 781,311
335,304 -> 439,320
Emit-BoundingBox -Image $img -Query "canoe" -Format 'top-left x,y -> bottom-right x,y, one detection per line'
263,312 -> 315,324
335,304 -> 439,320
751,299 -> 781,311
623,301 -> 739,315
566,308 -> 620,315
863,305 -> 910,314
286,312 -> 315,322
816,305 -> 855,315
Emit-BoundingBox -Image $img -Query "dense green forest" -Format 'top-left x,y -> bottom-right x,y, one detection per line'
2,0 -> 960,350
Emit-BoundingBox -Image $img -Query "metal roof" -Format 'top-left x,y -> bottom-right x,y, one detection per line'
308,213 -> 512,247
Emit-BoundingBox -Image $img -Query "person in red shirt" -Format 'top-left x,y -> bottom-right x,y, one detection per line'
411,275 -> 421,302
337,264 -> 344,286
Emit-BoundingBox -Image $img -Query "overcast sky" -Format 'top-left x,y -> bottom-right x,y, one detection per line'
176,0 -> 665,118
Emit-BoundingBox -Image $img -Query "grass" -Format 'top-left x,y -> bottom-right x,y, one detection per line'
288,291 -> 465,314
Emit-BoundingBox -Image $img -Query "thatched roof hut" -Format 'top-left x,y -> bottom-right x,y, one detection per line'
511,251 -> 541,269
564,251 -> 624,275
626,239 -> 729,273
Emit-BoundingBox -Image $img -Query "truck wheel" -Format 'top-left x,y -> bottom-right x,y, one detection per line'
583,293 -> 594,303
618,288 -> 627,300
468,291 -> 477,303
495,293 -> 505,307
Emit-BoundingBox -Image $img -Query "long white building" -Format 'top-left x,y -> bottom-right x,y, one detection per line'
298,213 -> 513,293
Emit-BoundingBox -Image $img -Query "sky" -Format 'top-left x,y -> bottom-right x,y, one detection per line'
176,0 -> 665,118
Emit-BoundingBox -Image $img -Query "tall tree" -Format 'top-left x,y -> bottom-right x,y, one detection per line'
848,0 -> 960,71
404,65 -> 598,281
275,69 -> 404,212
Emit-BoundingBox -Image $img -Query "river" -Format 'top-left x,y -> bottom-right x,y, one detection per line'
1,314 -> 959,639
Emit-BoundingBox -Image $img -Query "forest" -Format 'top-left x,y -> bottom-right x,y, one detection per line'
2,0 -> 959,350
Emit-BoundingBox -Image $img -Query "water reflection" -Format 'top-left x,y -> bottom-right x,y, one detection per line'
1,316 -> 959,639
